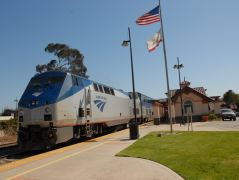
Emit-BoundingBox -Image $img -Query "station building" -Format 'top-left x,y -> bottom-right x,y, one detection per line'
162,81 -> 224,123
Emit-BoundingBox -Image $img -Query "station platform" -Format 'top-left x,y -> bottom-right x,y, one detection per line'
0,123 -> 185,180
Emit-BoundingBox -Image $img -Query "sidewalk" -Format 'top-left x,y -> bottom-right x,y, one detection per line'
1,121 -> 239,180
0,123 -> 184,180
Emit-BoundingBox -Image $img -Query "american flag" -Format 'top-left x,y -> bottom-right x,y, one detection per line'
136,6 -> 160,25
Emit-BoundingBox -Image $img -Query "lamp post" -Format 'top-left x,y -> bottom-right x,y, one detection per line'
173,57 -> 184,125
14,97 -> 18,119
122,27 -> 139,139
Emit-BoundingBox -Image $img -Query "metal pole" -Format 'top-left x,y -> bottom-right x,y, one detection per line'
177,57 -> 184,125
159,0 -> 173,133
128,27 -> 139,139
14,97 -> 18,119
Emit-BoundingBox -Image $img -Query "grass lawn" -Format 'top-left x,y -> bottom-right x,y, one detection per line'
117,131 -> 239,180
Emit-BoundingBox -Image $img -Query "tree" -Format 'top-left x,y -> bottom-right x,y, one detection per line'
1,108 -> 16,116
36,43 -> 88,78
223,90 -> 238,105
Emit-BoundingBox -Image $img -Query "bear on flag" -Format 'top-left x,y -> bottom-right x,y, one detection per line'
147,31 -> 162,52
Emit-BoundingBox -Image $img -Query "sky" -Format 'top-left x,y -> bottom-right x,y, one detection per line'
0,0 -> 239,111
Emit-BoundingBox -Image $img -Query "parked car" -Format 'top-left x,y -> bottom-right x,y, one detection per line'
220,109 -> 236,121
236,112 -> 239,117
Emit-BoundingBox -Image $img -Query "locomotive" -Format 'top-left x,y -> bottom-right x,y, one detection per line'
17,71 -> 153,150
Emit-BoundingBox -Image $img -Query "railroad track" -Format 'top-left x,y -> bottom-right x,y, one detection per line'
0,146 -> 41,167
0,142 -> 17,149
0,144 -> 20,165
0,143 -> 18,155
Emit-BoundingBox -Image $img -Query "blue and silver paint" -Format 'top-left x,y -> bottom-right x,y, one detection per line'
19,71 -> 92,109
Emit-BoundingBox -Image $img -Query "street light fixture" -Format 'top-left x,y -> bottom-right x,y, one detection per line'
173,57 -> 184,125
122,40 -> 130,47
122,27 -> 139,140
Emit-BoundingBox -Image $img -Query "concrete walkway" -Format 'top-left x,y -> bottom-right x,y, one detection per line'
0,123 -> 184,180
1,120 -> 238,180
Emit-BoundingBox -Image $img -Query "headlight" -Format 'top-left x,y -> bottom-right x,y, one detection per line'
19,109 -> 24,116
45,107 -> 51,113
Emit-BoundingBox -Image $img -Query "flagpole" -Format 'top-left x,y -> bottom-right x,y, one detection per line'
159,0 -> 173,133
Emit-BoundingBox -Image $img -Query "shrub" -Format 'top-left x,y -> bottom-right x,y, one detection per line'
208,113 -> 217,121
201,115 -> 209,122
0,118 -> 18,135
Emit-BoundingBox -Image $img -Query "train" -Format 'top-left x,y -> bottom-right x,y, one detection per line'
17,71 -> 154,150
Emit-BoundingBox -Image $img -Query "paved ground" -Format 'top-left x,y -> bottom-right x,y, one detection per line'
0,120 -> 238,180
170,117 -> 239,132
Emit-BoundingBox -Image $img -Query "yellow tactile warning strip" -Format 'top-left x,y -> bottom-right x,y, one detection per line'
0,128 -> 128,174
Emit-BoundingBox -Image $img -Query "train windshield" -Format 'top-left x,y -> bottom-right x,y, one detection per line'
27,75 -> 65,91
30,76 -> 64,86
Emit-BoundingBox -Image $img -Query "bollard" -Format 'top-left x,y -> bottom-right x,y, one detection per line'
129,123 -> 139,139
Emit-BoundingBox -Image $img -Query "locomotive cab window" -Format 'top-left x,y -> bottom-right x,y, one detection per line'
45,76 -> 65,85
28,76 -> 65,90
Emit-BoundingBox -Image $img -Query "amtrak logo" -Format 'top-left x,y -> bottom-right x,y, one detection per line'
94,100 -> 106,112
32,92 -> 43,97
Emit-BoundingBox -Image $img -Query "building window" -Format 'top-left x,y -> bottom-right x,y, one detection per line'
184,100 -> 193,114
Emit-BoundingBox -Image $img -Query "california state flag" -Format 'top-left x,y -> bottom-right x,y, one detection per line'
147,31 -> 162,52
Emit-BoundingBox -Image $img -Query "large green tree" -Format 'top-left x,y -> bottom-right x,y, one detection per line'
36,43 -> 88,78
222,90 -> 239,105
